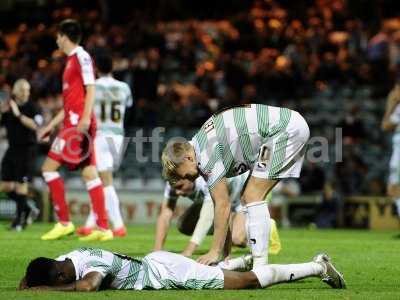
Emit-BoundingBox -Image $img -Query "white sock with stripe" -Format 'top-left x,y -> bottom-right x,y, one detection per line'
252,262 -> 323,288
246,201 -> 270,267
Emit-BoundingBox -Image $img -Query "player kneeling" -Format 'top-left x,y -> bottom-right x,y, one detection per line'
19,247 -> 345,291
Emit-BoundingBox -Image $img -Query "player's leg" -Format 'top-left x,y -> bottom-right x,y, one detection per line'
41,157 -> 75,240
79,165 -> 112,241
177,201 -> 203,235
1,181 -> 20,229
142,251 -> 345,290
14,182 -> 30,228
224,254 -> 345,289
15,147 -> 37,228
1,149 -> 21,229
244,110 -> 310,266
231,212 -> 247,247
231,211 -> 281,254
142,251 -> 225,290
94,134 -> 125,235
99,170 -> 126,235
241,176 -> 277,267
387,142 -> 400,235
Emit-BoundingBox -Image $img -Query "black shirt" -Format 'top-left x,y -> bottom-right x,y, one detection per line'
0,100 -> 42,148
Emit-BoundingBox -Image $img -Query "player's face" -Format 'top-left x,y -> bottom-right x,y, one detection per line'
51,262 -> 75,286
176,156 -> 199,182
173,179 -> 195,196
56,33 -> 66,52
14,82 -> 30,103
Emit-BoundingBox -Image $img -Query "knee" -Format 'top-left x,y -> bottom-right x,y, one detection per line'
99,172 -> 112,186
41,158 -> 58,174
81,166 -> 98,182
232,232 -> 247,247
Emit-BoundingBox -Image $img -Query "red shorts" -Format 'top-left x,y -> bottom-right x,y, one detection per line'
48,126 -> 96,170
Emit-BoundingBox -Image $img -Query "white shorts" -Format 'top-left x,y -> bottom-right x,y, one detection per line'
389,133 -> 400,185
252,110 -> 310,180
139,251 -> 224,290
94,134 -> 124,172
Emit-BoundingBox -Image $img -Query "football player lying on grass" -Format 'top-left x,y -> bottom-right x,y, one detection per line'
19,247 -> 346,291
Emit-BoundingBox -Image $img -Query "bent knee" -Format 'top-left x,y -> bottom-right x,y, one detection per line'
232,232 -> 247,247
81,166 -> 99,182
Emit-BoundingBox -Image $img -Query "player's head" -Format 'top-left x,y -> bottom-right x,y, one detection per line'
162,140 -> 199,184
12,78 -> 30,103
57,19 -> 82,52
95,53 -> 113,75
25,257 -> 75,287
173,179 -> 195,196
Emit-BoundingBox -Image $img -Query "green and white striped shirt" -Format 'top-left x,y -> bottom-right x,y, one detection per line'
56,247 -> 144,290
191,104 -> 292,190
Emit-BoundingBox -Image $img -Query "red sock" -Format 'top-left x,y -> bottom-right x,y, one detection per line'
87,178 -> 108,230
44,173 -> 69,223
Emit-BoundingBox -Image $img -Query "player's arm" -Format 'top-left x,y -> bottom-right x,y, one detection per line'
20,272 -> 103,292
154,198 -> 178,251
37,110 -> 65,141
8,100 -> 43,131
182,197 -> 214,257
197,178 -> 231,265
77,84 -> 95,132
382,84 -> 400,131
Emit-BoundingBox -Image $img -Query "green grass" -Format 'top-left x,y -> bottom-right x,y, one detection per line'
1,223 -> 400,299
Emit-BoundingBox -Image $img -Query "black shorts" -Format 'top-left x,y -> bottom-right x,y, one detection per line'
1,146 -> 35,183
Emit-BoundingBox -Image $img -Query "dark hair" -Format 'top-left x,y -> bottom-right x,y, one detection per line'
25,257 -> 58,287
58,19 -> 82,44
95,53 -> 113,74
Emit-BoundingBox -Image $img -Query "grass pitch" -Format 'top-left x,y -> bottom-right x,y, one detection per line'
0,223 -> 399,299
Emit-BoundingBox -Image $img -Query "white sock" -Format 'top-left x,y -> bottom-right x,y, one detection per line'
85,207 -> 96,228
246,201 -> 270,267
395,198 -> 400,217
252,262 -> 323,288
104,185 -> 124,229
218,256 -> 246,271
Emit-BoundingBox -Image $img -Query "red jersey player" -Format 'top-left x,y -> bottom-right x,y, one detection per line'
38,19 -> 112,241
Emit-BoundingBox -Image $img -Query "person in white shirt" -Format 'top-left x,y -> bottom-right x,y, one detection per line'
154,172 -> 281,257
76,52 -> 133,237
19,247 -> 346,291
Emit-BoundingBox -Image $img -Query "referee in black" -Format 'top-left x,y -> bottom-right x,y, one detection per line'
0,79 -> 43,231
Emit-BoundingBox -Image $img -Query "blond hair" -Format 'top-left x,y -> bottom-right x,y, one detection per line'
161,140 -> 192,184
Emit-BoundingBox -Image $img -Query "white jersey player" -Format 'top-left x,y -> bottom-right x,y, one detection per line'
382,84 -> 400,222
77,53 -> 133,237
154,172 -> 281,257
162,104 -> 310,267
20,247 -> 346,291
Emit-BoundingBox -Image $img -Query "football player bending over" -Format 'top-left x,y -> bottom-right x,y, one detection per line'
154,171 -> 281,257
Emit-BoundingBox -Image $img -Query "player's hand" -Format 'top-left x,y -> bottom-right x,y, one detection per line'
18,277 -> 28,290
9,100 -> 21,118
37,126 -> 52,142
388,84 -> 400,104
196,250 -> 220,265
77,117 -> 90,132
181,241 -> 198,257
